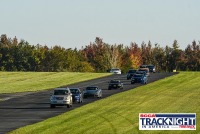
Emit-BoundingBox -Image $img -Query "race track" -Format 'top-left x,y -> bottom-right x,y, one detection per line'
0,73 -> 176,134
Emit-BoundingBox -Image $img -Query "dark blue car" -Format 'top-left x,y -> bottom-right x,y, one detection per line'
131,74 -> 148,84
127,69 -> 137,80
69,88 -> 83,103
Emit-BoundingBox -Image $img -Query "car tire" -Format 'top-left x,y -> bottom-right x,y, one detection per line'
98,93 -> 102,98
67,104 -> 70,108
78,99 -> 83,103
50,104 -> 55,108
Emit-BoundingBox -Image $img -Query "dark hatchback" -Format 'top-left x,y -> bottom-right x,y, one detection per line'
131,74 -> 148,84
69,88 -> 83,103
108,80 -> 123,90
147,65 -> 156,73
127,69 -> 137,80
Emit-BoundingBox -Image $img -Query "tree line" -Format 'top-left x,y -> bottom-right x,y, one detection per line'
0,34 -> 200,72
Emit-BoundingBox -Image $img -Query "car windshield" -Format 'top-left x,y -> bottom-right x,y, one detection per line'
138,69 -> 148,73
86,87 -> 97,90
110,80 -> 120,83
133,74 -> 143,78
54,90 -> 68,95
70,89 -> 79,94
128,70 -> 136,73
112,69 -> 120,71
147,65 -> 154,69
136,72 -> 145,75
140,65 -> 147,68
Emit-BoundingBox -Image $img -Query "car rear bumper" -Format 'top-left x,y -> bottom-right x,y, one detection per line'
50,100 -> 71,105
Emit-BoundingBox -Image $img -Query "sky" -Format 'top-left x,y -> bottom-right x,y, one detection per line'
1,0 -> 200,50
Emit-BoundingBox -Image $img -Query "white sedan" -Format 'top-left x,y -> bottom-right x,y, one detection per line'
110,68 -> 121,74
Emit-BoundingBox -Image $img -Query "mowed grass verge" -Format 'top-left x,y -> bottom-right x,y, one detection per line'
10,72 -> 200,134
0,72 -> 111,93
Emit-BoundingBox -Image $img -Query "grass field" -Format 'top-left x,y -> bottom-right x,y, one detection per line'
0,72 -> 111,93
9,72 -> 200,134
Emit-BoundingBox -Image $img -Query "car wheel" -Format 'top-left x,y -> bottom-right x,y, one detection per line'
78,99 -> 82,103
98,93 -> 102,98
67,104 -> 70,108
50,104 -> 55,108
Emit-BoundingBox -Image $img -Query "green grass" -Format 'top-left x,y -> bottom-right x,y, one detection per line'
0,72 -> 111,93
9,72 -> 200,134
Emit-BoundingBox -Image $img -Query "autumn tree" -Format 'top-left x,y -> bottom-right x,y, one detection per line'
128,42 -> 142,69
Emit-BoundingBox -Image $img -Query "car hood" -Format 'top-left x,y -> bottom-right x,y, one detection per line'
84,90 -> 97,94
72,93 -> 80,96
109,83 -> 120,85
52,95 -> 68,97
132,77 -> 143,79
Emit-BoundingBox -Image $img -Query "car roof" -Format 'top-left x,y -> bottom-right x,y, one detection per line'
69,88 -> 80,90
140,65 -> 147,67
134,74 -> 143,76
54,88 -> 69,90
111,68 -> 120,70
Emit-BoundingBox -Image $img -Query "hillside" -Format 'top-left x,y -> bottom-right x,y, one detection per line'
0,72 -> 111,93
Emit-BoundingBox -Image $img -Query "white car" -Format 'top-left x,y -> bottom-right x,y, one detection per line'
110,68 -> 121,74
50,88 -> 73,108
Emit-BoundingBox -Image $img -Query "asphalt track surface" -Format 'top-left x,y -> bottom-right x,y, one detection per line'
0,73 -> 176,134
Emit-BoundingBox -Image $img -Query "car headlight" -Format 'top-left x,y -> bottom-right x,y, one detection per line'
95,91 -> 98,94
64,97 -> 68,100
50,96 -> 56,101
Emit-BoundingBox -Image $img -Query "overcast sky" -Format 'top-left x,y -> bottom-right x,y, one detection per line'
1,0 -> 200,50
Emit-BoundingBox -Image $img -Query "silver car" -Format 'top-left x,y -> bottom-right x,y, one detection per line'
50,88 -> 73,108
83,86 -> 102,98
